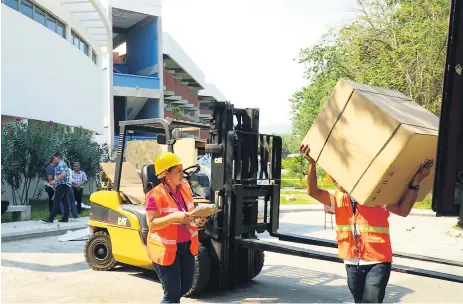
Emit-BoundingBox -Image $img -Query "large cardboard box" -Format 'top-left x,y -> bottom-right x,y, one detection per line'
302,79 -> 439,206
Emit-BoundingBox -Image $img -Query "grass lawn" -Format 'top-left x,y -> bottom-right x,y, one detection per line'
1,195 -> 91,223
281,179 -> 336,190
280,187 -> 433,210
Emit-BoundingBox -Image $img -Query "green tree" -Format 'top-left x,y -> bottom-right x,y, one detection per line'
1,120 -> 104,205
281,134 -> 300,157
291,0 -> 450,135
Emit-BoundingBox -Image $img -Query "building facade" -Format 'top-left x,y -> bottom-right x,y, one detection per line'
1,0 -> 225,147
106,0 -> 226,147
1,0 -> 111,134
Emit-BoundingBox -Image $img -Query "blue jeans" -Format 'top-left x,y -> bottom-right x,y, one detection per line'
60,186 -> 78,218
48,184 -> 71,222
345,262 -> 391,303
153,241 -> 195,303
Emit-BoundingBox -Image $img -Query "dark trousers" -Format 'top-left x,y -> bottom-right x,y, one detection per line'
153,241 -> 195,303
48,184 -> 70,222
45,186 -> 54,213
346,262 -> 391,303
73,187 -> 83,213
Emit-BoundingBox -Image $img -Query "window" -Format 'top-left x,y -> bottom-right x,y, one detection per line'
72,30 -> 90,56
92,50 -> 98,65
56,21 -> 65,38
33,6 -> 46,25
46,15 -> 56,32
3,0 -> 18,10
2,0 -> 66,39
20,0 -> 33,18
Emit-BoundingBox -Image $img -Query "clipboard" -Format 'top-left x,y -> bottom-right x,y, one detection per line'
191,204 -> 221,218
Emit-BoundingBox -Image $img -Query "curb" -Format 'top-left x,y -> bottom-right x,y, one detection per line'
1,226 -> 87,242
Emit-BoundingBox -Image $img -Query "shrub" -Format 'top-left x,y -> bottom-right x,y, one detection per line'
1,119 -> 105,205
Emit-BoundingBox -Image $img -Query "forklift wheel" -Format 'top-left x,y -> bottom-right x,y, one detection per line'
84,231 -> 116,271
186,244 -> 211,297
239,248 -> 265,282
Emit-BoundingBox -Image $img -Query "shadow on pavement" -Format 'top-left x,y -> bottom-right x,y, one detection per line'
116,264 -> 414,303
1,238 -> 86,254
1,258 -> 89,272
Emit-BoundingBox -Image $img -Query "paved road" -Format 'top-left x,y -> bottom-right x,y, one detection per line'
2,211 -> 463,303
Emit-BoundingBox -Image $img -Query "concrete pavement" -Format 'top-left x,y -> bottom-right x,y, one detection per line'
2,211 -> 463,303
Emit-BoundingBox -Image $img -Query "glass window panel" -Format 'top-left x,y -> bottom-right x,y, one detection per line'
3,0 -> 19,10
56,22 -> 65,38
46,15 -> 56,31
20,0 -> 33,18
92,51 -> 97,64
34,7 -> 46,25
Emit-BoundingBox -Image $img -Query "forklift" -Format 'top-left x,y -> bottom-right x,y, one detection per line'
86,0 -> 463,297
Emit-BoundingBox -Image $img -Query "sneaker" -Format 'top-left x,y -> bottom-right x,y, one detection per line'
41,219 -> 53,223
58,219 -> 69,223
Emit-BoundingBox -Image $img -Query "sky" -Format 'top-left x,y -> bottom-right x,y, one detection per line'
161,0 -> 358,134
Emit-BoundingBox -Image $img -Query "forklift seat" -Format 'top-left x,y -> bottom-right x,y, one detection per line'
141,164 -> 161,194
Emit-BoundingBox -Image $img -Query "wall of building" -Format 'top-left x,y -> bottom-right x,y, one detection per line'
163,70 -> 199,106
135,99 -> 160,119
127,17 -> 159,76
1,4 -> 105,133
110,0 -> 162,17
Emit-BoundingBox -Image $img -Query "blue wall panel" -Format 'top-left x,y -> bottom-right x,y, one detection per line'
113,73 -> 160,89
127,17 -> 158,75
114,64 -> 129,74
135,98 -> 160,119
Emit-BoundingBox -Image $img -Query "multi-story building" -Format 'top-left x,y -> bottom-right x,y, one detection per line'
105,0 -> 225,147
1,0 -> 225,148
1,0 -> 111,134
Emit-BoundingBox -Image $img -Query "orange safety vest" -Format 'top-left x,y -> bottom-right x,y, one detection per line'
334,190 -> 393,262
146,181 -> 199,266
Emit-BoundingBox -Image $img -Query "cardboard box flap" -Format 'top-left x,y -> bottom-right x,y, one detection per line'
343,79 -> 411,100
357,91 -> 440,131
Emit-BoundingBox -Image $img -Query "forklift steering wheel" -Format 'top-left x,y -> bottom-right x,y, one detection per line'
183,164 -> 201,179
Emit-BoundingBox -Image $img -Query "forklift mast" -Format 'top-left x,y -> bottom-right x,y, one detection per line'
433,0 -> 463,219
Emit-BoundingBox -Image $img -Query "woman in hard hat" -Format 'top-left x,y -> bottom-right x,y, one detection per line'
145,152 -> 206,303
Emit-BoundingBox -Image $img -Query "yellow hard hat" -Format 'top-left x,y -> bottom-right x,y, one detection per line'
155,152 -> 182,175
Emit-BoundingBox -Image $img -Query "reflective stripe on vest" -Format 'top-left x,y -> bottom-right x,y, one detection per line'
160,207 -> 179,213
150,233 -> 177,245
146,182 -> 200,266
336,224 -> 390,234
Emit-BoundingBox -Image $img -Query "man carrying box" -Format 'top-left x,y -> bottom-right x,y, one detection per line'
300,143 -> 433,303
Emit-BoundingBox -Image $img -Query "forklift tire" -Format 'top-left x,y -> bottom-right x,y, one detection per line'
186,244 -> 211,297
84,231 -> 116,271
238,247 -> 265,282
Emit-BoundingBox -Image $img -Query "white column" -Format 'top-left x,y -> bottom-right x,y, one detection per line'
107,6 -> 115,152
157,15 -> 164,118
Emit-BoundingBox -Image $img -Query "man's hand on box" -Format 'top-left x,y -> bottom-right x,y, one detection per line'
299,144 -> 316,164
413,159 -> 434,184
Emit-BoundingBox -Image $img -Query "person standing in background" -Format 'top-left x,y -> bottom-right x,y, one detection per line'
71,162 -> 87,214
44,158 -> 56,214
42,153 -> 71,223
